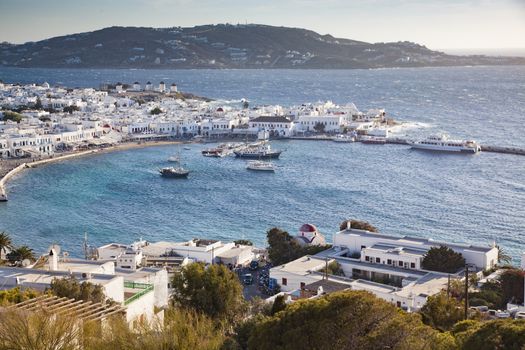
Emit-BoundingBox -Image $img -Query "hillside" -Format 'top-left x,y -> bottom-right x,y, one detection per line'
1,24 -> 524,69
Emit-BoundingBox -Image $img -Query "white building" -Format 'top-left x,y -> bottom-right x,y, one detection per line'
249,116 -> 294,137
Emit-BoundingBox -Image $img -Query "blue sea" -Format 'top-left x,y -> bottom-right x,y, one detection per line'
0,66 -> 524,261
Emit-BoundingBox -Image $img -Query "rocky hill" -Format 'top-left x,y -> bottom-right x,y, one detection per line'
1,24 -> 523,69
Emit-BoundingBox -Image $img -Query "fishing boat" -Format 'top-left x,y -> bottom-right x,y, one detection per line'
246,160 -> 275,172
202,148 -> 222,157
409,134 -> 481,153
159,167 -> 190,178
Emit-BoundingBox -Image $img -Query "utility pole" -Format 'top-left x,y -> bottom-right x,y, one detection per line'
447,274 -> 451,298
325,257 -> 328,280
464,264 -> 470,320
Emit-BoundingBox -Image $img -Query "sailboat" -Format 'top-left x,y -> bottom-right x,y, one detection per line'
160,145 -> 190,178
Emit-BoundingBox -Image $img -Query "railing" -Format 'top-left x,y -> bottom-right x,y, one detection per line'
123,281 -> 154,306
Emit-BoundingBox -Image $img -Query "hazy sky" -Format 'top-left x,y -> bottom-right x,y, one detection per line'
0,0 -> 524,51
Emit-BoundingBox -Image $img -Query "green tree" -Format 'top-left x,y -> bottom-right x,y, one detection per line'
422,246 -> 465,273
6,245 -> 35,263
2,111 -> 24,123
266,227 -> 302,265
420,292 -> 465,331
313,122 -> 325,133
34,97 -> 43,110
172,262 -> 246,325
63,105 -> 80,114
270,295 -> 287,315
339,219 -> 378,232
496,245 -> 512,265
150,107 -> 162,115
452,319 -> 525,350
499,268 -> 524,305
323,261 -> 345,276
0,231 -> 14,259
247,290 -> 456,350
49,276 -> 105,304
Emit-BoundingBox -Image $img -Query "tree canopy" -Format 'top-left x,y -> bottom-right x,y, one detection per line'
2,111 -> 24,123
246,290 -> 455,350
499,268 -> 524,305
49,276 -> 105,304
420,292 -> 465,331
171,262 -> 245,324
150,107 -> 162,115
266,227 -> 330,266
339,219 -> 378,232
6,245 -> 36,264
452,319 -> 525,350
422,246 -> 465,273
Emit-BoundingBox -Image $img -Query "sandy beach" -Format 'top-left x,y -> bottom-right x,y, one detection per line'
0,139 -> 185,200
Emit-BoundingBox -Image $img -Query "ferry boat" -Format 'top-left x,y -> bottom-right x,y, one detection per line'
159,167 -> 190,178
332,134 -> 356,143
234,143 -> 282,159
246,160 -> 275,172
410,135 -> 481,153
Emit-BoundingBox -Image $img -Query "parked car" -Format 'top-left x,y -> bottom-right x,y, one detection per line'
470,305 -> 489,313
487,310 -> 511,319
242,273 -> 253,285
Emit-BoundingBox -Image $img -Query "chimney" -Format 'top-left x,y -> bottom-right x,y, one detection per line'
49,248 -> 58,271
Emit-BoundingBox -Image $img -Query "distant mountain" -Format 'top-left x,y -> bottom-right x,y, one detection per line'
1,24 -> 524,69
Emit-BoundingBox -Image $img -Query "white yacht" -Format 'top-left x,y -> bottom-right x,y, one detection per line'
246,160 -> 275,172
410,134 -> 481,153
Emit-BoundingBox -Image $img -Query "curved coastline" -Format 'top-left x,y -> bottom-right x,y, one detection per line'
0,140 -> 183,201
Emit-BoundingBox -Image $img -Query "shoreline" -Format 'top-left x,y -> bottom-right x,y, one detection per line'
0,139 -> 184,201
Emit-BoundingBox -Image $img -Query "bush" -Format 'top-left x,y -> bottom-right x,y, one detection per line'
150,107 -> 162,115
2,111 -> 24,123
49,276 -> 105,303
339,219 -> 378,232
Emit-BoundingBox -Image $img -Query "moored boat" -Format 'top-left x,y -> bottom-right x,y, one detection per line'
361,136 -> 387,144
234,143 -> 282,159
332,134 -> 356,143
246,160 -> 275,172
159,167 -> 190,178
409,134 -> 481,153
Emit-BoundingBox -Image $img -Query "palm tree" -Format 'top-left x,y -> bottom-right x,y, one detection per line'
7,245 -> 36,264
0,232 -> 14,260
496,245 -> 512,265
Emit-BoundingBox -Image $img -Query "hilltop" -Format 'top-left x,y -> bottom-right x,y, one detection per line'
1,24 -> 524,69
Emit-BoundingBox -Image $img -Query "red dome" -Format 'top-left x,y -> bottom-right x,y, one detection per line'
299,223 -> 317,233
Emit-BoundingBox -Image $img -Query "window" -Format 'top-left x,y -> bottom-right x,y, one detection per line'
399,261 -> 403,267
300,282 -> 305,289
410,262 -> 416,269
365,256 -> 369,261
375,257 -> 380,263
387,259 -> 392,265
282,278 -> 287,286
361,245 -> 366,249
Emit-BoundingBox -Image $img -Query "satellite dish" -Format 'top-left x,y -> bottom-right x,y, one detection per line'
21,259 -> 31,267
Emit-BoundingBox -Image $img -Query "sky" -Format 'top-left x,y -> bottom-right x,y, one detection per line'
0,0 -> 524,53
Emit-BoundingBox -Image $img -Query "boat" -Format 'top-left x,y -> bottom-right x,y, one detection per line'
361,136 -> 387,144
409,134 -> 481,153
332,134 -> 356,143
159,167 -> 190,178
183,147 -> 191,151
234,143 -> 282,159
202,148 -> 222,157
246,160 -> 275,172
167,155 -> 180,162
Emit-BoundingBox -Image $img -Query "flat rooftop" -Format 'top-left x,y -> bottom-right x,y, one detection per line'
338,228 -> 494,253
272,256 -> 329,276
